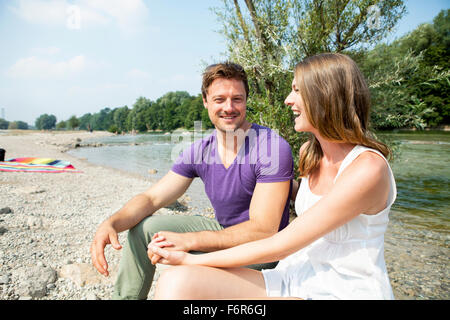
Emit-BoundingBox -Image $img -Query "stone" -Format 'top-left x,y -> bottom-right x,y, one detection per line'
27,216 -> 43,228
14,187 -> 46,195
59,263 -> 112,287
85,292 -> 99,300
0,274 -> 10,284
17,280 -> 47,298
0,207 -> 13,214
15,265 -> 57,298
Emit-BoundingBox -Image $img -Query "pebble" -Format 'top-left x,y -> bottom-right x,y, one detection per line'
0,207 -> 13,214
0,274 -> 10,284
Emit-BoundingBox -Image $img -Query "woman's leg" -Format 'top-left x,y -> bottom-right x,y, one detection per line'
112,215 -> 223,300
154,265 -> 268,299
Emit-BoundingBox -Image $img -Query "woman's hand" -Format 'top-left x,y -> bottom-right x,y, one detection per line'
148,244 -> 189,265
147,233 -> 190,265
147,233 -> 169,264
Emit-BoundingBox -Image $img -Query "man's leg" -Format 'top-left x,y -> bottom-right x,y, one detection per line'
112,214 -> 223,300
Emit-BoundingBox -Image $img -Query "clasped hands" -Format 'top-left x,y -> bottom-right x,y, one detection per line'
147,231 -> 191,266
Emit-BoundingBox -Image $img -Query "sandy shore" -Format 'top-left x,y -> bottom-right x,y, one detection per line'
0,130 -> 448,300
0,130 -> 181,300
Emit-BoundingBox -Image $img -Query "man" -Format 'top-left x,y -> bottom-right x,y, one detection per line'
90,62 -> 294,300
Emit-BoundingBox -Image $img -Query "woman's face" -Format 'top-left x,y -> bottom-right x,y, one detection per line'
285,78 -> 314,133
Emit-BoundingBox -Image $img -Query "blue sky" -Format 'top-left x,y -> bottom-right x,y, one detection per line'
0,0 -> 448,126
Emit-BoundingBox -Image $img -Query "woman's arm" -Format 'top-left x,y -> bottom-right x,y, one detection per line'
149,151 -> 390,268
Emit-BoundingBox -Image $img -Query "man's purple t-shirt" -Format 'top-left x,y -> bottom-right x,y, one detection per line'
171,123 -> 294,230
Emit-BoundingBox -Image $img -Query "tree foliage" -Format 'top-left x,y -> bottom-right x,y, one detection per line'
8,121 -> 28,130
0,118 -> 9,129
0,118 -> 29,130
50,91 -> 213,134
35,114 -> 57,130
354,9 -> 450,129
213,0 -> 407,170
67,115 -> 80,130
56,120 -> 67,130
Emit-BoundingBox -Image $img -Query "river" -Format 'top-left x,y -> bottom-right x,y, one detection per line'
68,130 -> 449,235
68,129 -> 449,299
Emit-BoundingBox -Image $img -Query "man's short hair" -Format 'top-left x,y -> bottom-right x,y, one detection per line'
201,62 -> 249,100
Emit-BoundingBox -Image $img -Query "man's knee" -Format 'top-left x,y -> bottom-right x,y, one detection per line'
127,215 -> 168,245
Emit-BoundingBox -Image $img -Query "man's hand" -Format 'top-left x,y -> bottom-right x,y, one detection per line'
90,221 -> 122,276
147,233 -> 170,265
156,231 -> 195,252
148,240 -> 189,266
147,231 -> 195,264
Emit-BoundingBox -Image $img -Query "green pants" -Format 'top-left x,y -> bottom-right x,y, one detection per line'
112,214 -> 278,300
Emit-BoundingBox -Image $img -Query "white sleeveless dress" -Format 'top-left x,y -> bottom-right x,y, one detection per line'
262,145 -> 397,300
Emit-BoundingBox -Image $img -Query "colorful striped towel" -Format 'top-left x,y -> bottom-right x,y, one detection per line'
0,157 -> 82,173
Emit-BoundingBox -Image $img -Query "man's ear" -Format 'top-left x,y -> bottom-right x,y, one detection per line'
203,96 -> 208,108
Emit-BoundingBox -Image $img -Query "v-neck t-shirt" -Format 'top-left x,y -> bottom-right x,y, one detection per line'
171,123 -> 294,229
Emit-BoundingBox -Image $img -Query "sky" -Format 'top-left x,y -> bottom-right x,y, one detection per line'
0,0 -> 448,126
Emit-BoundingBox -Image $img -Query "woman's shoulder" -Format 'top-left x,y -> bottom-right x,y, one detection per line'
346,148 -> 389,184
353,148 -> 388,169
332,147 -> 391,214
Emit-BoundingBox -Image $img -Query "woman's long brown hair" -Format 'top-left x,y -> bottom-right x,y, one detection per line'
296,53 -> 391,178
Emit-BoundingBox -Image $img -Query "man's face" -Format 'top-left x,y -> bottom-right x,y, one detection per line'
203,78 -> 249,133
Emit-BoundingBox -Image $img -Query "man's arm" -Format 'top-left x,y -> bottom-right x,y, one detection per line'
90,171 -> 193,275
108,171 -> 193,232
156,180 -> 290,253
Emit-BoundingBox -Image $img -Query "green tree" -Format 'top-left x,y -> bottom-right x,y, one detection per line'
7,122 -> 18,129
56,121 -> 67,130
201,108 -> 213,129
0,118 -> 9,129
147,101 -> 162,131
214,0 -> 406,172
67,115 -> 80,130
155,91 -> 192,131
35,114 -> 57,130
15,121 -> 29,129
184,95 -> 204,129
91,108 -> 113,130
127,97 -> 153,132
78,113 -> 93,131
107,124 -> 119,133
355,9 -> 450,129
113,106 -> 129,132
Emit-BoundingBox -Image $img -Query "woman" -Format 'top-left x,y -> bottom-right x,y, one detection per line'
147,53 -> 397,300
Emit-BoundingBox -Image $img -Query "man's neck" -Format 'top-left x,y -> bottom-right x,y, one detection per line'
216,122 -> 252,149
216,122 -> 252,168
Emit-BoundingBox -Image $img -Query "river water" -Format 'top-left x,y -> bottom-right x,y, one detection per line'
68,130 -> 450,235
69,131 -> 215,215
68,130 -> 449,299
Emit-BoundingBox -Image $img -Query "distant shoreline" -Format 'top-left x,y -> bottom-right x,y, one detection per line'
1,123 -> 449,138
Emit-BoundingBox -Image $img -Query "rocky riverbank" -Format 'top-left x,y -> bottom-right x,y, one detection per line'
0,130 -> 187,300
0,130 -> 448,300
